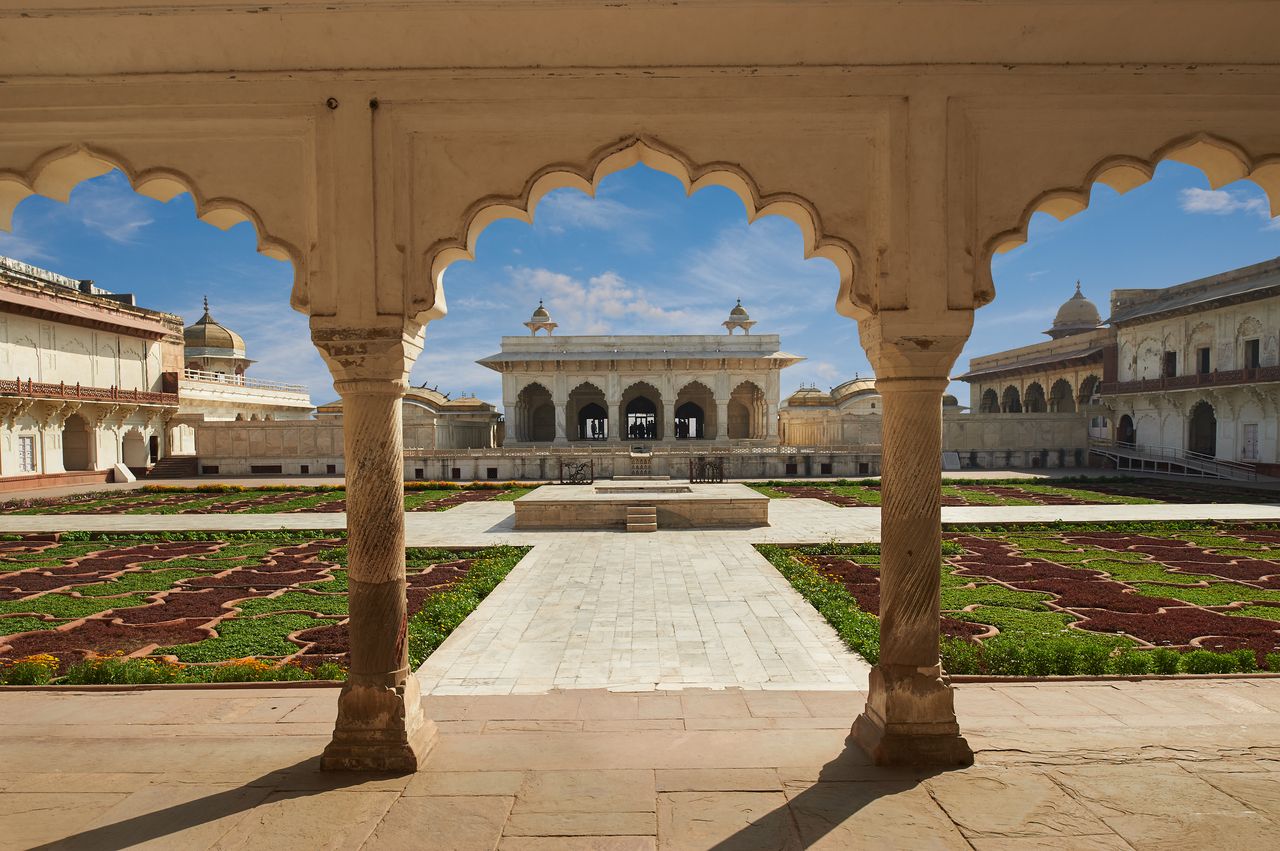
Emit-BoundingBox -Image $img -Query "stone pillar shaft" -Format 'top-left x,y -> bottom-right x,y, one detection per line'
852,374 -> 972,767
715,399 -> 730,442
321,377 -> 434,771
608,400 -> 622,442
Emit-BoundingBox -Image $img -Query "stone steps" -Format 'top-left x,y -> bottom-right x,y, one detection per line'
625,505 -> 657,532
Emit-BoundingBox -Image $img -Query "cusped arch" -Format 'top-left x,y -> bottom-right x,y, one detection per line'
621,380 -> 664,401
677,379 -> 715,397
982,133 -> 1280,304
423,136 -> 865,323
0,144 -> 303,297
568,380 -> 605,397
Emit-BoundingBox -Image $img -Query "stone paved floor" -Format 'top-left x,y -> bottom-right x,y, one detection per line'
4,679 -> 1280,849
417,534 -> 869,694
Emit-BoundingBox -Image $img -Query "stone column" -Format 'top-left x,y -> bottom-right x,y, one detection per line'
715,398 -> 730,442
552,398 -> 568,444
313,326 -> 435,772
608,399 -> 623,442
853,311 -> 973,767
766,402 -> 779,441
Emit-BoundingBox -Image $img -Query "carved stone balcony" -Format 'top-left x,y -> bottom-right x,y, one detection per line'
0,377 -> 178,406
1102,365 -> 1280,396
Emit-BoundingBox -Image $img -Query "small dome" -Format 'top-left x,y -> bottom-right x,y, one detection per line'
729,299 -> 750,319
184,298 -> 246,357
942,394 -> 959,407
530,300 -> 550,321
1046,282 -> 1102,338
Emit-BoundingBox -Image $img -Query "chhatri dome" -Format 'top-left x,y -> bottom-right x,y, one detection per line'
184,297 -> 251,375
1045,282 -> 1102,339
723,298 -> 757,335
523,299 -> 557,336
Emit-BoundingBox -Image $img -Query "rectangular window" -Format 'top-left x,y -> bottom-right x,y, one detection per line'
1245,339 -> 1261,369
414,468 -> 424,480
1163,351 -> 1177,377
819,462 -> 833,475
784,462 -> 798,476
300,464 -> 310,475
451,467 -> 462,480
326,464 -> 337,475
858,462 -> 870,476
487,467 -> 499,480
201,465 -> 219,475
1197,347 -> 1211,374
17,435 -> 36,473
250,464 -> 283,475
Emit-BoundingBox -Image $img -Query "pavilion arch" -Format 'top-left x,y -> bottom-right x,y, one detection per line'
1001,385 -> 1022,414
675,381 -> 715,440
0,145 -> 301,279
515,382 -> 555,443
1078,375 -> 1100,405
979,388 -> 999,414
980,134 -> 1280,305
1049,379 -> 1075,413
1022,382 -> 1047,413
421,136 -> 867,325
621,381 -> 663,441
728,380 -> 767,440
567,381 -> 608,441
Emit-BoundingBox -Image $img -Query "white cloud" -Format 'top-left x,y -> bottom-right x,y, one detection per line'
1178,187 -> 1266,216
975,304 -> 1057,328
506,266 -> 705,335
68,177 -> 155,244
0,230 -> 54,263
535,190 -> 653,251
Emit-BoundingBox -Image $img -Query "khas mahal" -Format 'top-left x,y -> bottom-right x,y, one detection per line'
3,252 -> 1279,487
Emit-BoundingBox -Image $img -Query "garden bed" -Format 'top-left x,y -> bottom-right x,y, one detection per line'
758,522 -> 1280,676
750,477 -> 1280,507
2,481 -> 537,515
0,530 -> 528,685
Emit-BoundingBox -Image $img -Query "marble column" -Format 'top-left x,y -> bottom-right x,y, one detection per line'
608,399 -> 623,442
314,329 -> 435,772
715,398 -> 730,442
853,313 -> 973,767
552,398 -> 568,444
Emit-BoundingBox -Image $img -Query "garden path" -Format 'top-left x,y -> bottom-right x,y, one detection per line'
3,498 -> 1280,543
416,534 -> 870,694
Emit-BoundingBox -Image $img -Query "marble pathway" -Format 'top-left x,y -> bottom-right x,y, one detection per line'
3,498 -> 1280,544
416,533 -> 870,695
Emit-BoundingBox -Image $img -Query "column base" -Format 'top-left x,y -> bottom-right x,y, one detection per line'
321,674 -> 436,772
852,664 -> 973,767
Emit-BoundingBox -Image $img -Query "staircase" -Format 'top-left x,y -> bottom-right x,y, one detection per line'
1088,438 -> 1260,481
625,505 -> 658,533
144,455 -> 199,480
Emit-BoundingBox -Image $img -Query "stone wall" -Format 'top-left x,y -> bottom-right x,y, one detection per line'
943,412 -> 1092,470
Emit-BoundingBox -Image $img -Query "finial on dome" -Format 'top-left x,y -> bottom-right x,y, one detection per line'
1045,281 -> 1102,339
1074,280 -> 1082,295
724,298 -> 756,335
524,299 -> 557,336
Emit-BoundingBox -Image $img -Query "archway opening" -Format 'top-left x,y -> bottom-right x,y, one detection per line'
674,381 -> 715,440
675,402 -> 704,440
979,389 -> 999,414
1023,382 -> 1047,413
1118,414 -> 1136,447
624,393 -> 658,441
1049,378 -> 1075,413
577,402 -> 608,441
729,381 -> 766,439
1001,385 -> 1022,414
516,383 -> 555,443
121,429 -> 149,469
61,413 -> 92,471
1188,400 -> 1217,457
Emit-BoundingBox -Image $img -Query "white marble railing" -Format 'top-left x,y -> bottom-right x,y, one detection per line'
182,368 -> 308,395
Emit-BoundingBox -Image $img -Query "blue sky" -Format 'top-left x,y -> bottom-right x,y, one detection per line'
2,162 -> 1278,406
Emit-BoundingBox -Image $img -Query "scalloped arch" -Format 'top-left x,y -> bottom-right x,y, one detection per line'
983,133 -> 1280,304
0,144 -> 301,269
676,379 -> 715,396
621,379 -> 663,400
423,136 -> 865,324
730,379 -> 765,395
568,381 -> 605,396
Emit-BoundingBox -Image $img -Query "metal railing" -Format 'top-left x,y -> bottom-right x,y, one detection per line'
689,457 -> 726,483
0,377 -> 178,406
557,459 -> 594,484
1088,437 -> 1259,481
182,368 -> 308,395
1103,364 -> 1280,396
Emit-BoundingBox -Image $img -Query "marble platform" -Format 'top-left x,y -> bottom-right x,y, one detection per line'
512,481 -> 769,529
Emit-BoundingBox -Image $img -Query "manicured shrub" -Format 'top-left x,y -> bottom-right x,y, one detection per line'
980,637 -> 1024,676
63,654 -> 186,684
1266,652 -> 1280,673
939,638 -> 980,675
1179,650 -> 1238,674
0,653 -> 58,685
1150,648 -> 1181,675
1230,648 -> 1258,673
1076,644 -> 1111,676
307,661 -> 347,681
1108,651 -> 1151,676
191,658 -> 310,683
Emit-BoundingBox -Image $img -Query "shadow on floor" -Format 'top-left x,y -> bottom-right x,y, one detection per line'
29,757 -> 396,851
707,737 -> 959,850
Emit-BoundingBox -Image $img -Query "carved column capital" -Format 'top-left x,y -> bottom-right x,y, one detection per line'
858,309 -> 972,381
310,320 -> 425,392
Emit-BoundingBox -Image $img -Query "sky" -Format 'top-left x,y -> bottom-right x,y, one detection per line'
2,161 -> 1279,407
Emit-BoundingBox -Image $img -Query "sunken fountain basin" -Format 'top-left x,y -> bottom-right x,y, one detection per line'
513,481 -> 769,529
